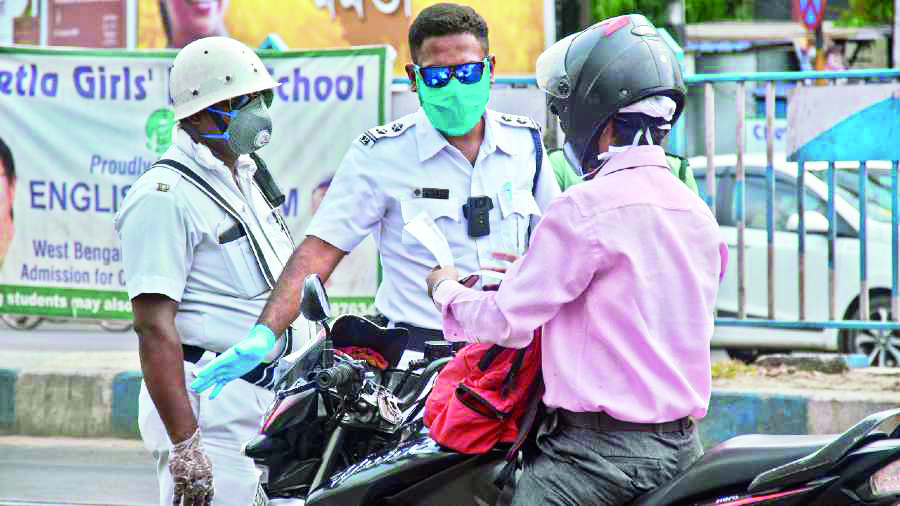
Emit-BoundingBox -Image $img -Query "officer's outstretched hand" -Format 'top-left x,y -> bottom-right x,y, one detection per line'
190,324 -> 277,400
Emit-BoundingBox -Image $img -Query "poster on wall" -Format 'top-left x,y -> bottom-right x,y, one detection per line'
45,0 -> 127,48
137,0 -> 552,75
0,45 -> 392,320
1,0 -> 36,44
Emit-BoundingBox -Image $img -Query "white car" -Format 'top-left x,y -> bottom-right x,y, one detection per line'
690,153 -> 898,366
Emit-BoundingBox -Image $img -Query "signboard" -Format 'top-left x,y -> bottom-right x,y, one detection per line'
787,84 -> 900,161
745,118 -> 788,154
0,45 -> 392,319
138,0 -> 552,75
46,0 -> 126,48
792,0 -> 826,32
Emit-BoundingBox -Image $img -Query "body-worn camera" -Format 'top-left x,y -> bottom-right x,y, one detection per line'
462,196 -> 494,238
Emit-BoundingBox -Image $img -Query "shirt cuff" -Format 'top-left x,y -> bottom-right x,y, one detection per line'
433,280 -> 479,344
432,279 -> 466,308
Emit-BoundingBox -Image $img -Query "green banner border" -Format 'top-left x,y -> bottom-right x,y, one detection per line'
0,284 -> 376,321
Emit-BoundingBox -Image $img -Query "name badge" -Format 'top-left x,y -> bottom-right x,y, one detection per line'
415,188 -> 450,200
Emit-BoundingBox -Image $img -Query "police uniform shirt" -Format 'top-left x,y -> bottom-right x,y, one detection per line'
306,108 -> 561,330
115,128 -> 309,356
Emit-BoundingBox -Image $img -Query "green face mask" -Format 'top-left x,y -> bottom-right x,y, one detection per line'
416,66 -> 491,137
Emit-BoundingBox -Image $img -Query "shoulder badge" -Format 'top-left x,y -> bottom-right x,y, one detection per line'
146,163 -> 184,192
357,120 -> 412,148
497,113 -> 541,132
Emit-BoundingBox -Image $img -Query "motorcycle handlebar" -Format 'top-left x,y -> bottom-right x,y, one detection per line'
314,363 -> 357,390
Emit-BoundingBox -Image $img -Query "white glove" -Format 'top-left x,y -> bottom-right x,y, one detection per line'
169,427 -> 214,506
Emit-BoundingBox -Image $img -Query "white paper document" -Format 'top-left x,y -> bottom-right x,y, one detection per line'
402,211 -> 455,267
461,269 -> 506,283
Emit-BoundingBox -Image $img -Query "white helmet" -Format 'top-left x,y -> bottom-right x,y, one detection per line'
170,36 -> 280,120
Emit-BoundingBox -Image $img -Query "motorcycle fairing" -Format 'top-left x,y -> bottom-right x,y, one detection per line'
305,436 -> 501,505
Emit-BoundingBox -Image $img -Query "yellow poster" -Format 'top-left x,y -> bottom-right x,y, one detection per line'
138,0 -> 547,75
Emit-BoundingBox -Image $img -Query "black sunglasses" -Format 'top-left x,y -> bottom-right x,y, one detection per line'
414,58 -> 490,89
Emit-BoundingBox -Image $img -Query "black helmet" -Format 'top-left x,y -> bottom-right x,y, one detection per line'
537,14 -> 686,169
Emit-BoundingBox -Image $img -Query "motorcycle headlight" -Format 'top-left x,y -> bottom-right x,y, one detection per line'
869,458 -> 900,497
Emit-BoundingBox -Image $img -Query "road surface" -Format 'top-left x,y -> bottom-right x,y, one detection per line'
0,321 -> 137,352
0,437 -> 156,506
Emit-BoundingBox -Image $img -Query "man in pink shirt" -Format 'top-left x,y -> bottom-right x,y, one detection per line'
426,15 -> 728,505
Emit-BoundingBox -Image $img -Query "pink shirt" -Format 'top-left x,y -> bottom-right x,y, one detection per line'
434,146 -> 728,423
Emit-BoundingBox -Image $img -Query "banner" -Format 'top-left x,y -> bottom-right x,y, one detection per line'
137,0 -> 551,75
0,45 -> 392,319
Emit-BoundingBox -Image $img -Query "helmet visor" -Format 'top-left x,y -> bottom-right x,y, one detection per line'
536,32 -> 579,99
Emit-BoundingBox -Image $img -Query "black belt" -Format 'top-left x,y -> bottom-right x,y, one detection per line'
393,323 -> 443,353
182,343 -> 281,391
559,409 -> 693,434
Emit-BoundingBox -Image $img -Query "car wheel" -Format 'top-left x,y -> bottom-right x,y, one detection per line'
726,349 -> 759,364
841,294 -> 900,367
1,314 -> 43,330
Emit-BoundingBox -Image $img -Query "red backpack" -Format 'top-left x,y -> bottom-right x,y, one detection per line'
424,329 -> 543,455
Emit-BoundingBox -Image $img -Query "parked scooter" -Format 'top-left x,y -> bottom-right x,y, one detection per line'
246,274 -> 900,505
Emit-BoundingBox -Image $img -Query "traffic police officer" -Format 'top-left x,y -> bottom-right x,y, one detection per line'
191,3 -> 560,393
116,36 -> 311,506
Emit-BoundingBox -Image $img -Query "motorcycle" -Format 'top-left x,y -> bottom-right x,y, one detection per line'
246,274 -> 900,505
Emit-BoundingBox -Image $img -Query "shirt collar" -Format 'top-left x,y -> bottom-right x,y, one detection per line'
414,107 -> 512,162
414,108 -> 449,162
484,109 -> 520,156
174,126 -> 256,178
595,145 -> 668,178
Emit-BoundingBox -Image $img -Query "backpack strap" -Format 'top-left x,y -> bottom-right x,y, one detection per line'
501,348 -> 528,398
478,345 -> 506,372
494,329 -> 545,491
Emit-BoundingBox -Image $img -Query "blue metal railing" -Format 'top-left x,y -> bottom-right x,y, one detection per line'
395,69 -> 900,358
691,68 -> 900,362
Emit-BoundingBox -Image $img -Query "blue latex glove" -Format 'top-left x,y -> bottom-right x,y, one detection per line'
190,324 -> 278,399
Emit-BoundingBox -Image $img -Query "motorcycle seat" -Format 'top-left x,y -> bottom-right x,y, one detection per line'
631,433 -> 836,506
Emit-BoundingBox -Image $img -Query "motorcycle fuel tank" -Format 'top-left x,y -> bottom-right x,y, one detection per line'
305,435 -> 506,506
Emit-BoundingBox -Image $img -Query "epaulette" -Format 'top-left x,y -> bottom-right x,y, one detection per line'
145,163 -> 184,192
497,113 -> 541,132
357,120 -> 413,148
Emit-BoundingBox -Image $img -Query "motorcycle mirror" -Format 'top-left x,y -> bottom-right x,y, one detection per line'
301,274 -> 332,322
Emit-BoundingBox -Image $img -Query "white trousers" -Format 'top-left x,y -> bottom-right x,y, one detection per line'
139,360 -> 274,506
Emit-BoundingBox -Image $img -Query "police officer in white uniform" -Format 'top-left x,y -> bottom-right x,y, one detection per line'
115,37 -> 312,506
191,3 -> 559,394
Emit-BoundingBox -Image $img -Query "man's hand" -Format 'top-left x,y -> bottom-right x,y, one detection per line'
426,265 -> 459,299
169,427 -> 214,506
190,324 -> 277,399
484,252 -> 518,291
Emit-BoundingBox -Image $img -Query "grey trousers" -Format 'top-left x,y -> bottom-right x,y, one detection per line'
511,410 -> 703,506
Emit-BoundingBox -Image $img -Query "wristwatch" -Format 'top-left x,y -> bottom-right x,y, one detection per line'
428,277 -> 454,301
